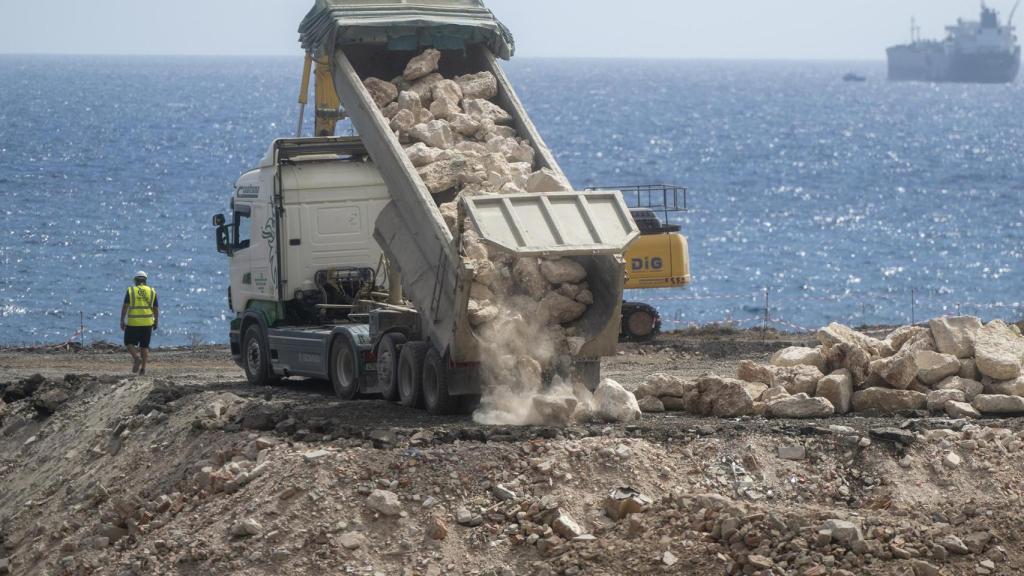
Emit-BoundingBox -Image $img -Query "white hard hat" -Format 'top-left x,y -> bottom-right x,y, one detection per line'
134,271 -> 148,280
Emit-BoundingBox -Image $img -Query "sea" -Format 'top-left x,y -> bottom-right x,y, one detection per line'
1,56 -> 1022,346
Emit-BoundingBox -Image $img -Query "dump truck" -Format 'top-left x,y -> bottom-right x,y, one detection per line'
212,0 -> 639,414
292,38 -> 693,344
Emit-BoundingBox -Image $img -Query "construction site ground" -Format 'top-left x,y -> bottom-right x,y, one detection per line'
1,329 -> 1021,576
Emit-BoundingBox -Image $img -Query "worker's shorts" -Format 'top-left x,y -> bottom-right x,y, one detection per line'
124,326 -> 153,349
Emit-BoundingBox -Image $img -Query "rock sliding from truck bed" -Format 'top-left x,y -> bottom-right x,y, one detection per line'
635,316 -> 1024,420
363,50 -> 638,426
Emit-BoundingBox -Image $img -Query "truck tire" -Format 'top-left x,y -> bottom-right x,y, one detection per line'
377,333 -> 407,402
422,347 -> 457,415
621,302 -> 661,342
241,324 -> 277,386
398,342 -> 428,408
330,336 -> 360,400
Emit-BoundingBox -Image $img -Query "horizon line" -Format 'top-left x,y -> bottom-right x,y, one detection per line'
0,52 -> 889,63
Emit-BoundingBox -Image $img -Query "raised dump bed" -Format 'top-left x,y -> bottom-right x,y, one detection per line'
296,0 -> 636,386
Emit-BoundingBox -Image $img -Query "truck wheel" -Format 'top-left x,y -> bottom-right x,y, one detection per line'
242,324 -> 277,386
377,333 -> 407,402
622,303 -> 660,342
422,347 -> 457,415
330,337 -> 360,400
398,342 -> 428,408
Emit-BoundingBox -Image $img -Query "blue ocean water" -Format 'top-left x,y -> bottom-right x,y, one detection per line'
1,56 -> 1022,345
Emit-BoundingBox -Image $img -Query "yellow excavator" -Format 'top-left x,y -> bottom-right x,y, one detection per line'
296,56 -> 691,342
600,185 -> 691,340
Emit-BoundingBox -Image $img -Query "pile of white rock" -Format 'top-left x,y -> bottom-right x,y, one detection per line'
361,48 -> 572,217
363,50 -> 591,339
636,316 -> 1024,419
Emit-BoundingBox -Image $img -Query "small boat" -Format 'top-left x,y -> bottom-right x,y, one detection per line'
843,73 -> 867,82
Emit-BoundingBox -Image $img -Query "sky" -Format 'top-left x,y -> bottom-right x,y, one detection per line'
0,0 -> 1016,60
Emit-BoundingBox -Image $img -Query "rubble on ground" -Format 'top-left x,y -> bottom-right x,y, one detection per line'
636,316 -> 1024,419
4,326 -> 1024,575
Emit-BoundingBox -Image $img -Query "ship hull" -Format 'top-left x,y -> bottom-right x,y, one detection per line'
887,45 -> 1021,83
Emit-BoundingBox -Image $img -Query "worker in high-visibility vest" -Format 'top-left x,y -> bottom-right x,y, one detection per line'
120,271 -> 159,375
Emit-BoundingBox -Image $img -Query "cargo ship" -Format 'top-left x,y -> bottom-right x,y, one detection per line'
887,3 -> 1021,83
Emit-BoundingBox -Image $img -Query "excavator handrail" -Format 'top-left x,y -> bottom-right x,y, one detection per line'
587,184 -> 689,224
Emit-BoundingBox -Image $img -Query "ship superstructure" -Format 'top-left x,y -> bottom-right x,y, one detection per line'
887,2 -> 1021,83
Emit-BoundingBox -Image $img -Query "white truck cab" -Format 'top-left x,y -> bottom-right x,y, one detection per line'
215,139 -> 400,392
223,143 -> 389,316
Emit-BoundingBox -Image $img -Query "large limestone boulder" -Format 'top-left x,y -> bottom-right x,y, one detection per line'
405,143 -> 444,167
868,350 -> 917,390
736,360 -> 773,385
416,157 -> 465,194
934,376 -> 984,401
409,120 -> 454,150
914,350 -> 961,386
593,379 -> 641,422
403,48 -> 441,81
766,393 -> 835,419
397,90 -> 423,112
974,320 -> 1024,381
770,346 -> 826,371
822,342 -> 872,386
817,323 -> 892,357
945,401 -> 980,419
363,77 -> 399,108
390,108 -> 418,135
959,358 -> 981,380
735,361 -> 822,395
429,95 -> 461,120
464,98 -> 512,125
851,388 -> 927,414
815,369 -> 853,414
635,373 -> 690,399
926,389 -> 966,412
450,113 -> 482,137
538,292 -> 586,325
454,71 -> 498,100
761,386 -> 790,404
407,73 -> 445,105
431,79 -> 463,104
512,257 -> 549,299
539,258 -> 588,285
928,316 -> 982,359
972,394 -> 1024,414
637,395 -> 665,413
531,395 -> 577,425
525,168 -> 572,193
695,375 -> 763,417
886,325 -> 928,352
778,365 -> 826,395
983,376 -> 1024,397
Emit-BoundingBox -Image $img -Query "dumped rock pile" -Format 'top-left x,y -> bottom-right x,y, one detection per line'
636,316 -> 1024,419
363,50 -> 615,424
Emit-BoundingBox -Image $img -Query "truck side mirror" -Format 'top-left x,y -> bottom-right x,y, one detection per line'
213,213 -> 226,227
216,224 -> 233,256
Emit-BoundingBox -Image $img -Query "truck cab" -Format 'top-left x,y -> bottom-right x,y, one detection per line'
214,138 -> 393,385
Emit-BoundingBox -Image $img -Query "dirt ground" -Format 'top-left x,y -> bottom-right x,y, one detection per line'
1,330 -> 1022,576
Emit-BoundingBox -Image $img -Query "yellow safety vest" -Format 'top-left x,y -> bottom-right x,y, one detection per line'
126,285 -> 157,327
